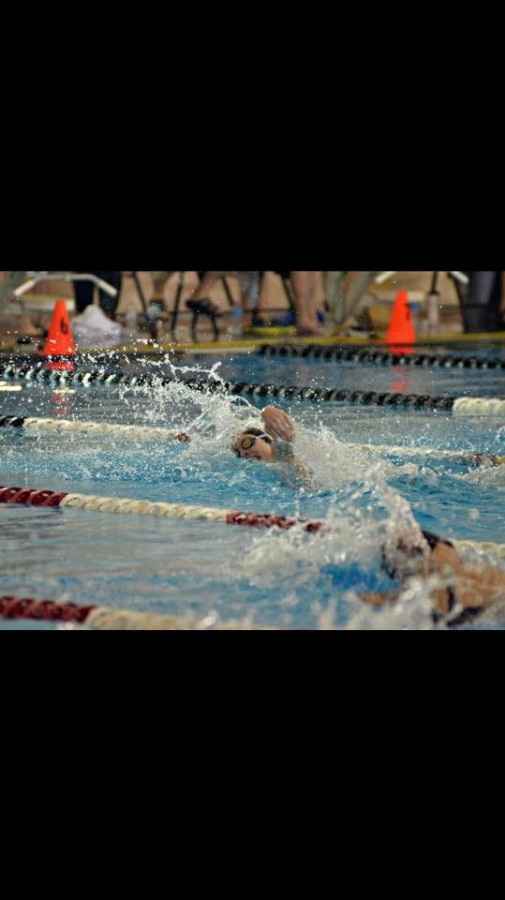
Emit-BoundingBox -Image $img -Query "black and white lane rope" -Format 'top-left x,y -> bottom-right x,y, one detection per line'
257,343 -> 505,369
1,360 -> 504,414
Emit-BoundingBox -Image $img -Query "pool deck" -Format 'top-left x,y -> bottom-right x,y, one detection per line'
2,271 -> 505,356
2,330 -> 505,365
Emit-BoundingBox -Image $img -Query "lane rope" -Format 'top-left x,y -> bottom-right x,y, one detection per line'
1,483 -> 504,556
257,343 -> 505,370
1,360 -> 504,413
0,595 -> 274,630
1,414 -> 504,466
340,440 -> 505,466
0,415 -> 189,441
0,484 -> 324,532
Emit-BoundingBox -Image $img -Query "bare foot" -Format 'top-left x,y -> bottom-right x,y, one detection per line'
295,325 -> 325,337
17,313 -> 43,336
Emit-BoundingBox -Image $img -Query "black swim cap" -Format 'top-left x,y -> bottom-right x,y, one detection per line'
242,427 -> 268,437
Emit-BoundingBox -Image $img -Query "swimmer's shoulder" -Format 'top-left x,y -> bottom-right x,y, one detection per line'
274,440 -> 313,482
274,440 -> 295,461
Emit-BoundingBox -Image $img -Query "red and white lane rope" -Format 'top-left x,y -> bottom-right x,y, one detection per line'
0,485 -> 324,532
0,595 -> 273,630
1,483 -> 504,557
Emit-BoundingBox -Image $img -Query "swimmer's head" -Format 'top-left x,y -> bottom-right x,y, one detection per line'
382,528 -> 431,580
232,427 -> 274,462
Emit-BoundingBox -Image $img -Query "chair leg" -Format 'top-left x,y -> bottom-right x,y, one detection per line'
190,311 -> 220,343
170,271 -> 186,340
211,313 -> 220,341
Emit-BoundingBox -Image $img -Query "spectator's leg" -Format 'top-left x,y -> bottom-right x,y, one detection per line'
324,272 -> 348,323
190,273 -> 220,303
238,272 -> 262,326
338,272 -> 379,328
150,272 -> 174,305
460,271 -> 496,332
290,271 -> 324,336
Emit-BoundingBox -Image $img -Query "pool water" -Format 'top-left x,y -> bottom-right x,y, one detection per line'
1,345 -> 505,630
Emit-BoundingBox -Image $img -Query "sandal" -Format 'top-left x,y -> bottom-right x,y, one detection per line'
252,312 -> 276,328
186,298 -> 223,317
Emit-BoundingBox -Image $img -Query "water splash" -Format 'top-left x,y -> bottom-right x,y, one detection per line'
292,421 -> 419,491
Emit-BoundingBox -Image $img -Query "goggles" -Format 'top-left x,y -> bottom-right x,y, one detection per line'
235,432 -> 273,456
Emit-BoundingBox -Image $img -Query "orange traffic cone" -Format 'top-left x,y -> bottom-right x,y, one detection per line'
385,290 -> 416,352
38,300 -> 75,371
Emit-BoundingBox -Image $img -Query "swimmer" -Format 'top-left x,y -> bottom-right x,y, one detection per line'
232,406 -> 312,480
232,413 -> 505,624
362,528 -> 505,627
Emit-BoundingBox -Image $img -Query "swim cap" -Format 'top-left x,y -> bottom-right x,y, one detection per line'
242,422 -> 271,437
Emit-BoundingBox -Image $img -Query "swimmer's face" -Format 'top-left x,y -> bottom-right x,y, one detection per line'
233,430 -> 274,462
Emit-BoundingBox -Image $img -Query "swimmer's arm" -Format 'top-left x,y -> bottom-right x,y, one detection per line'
443,564 -> 505,609
261,406 -> 313,480
273,438 -> 313,481
290,451 -> 314,482
360,586 -> 453,619
361,571 -> 503,618
261,406 -> 295,442
429,543 -> 505,610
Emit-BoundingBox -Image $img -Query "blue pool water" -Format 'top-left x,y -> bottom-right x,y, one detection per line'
1,344 -> 505,630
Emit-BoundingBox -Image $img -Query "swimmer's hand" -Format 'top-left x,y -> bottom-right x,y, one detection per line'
261,406 -> 295,442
